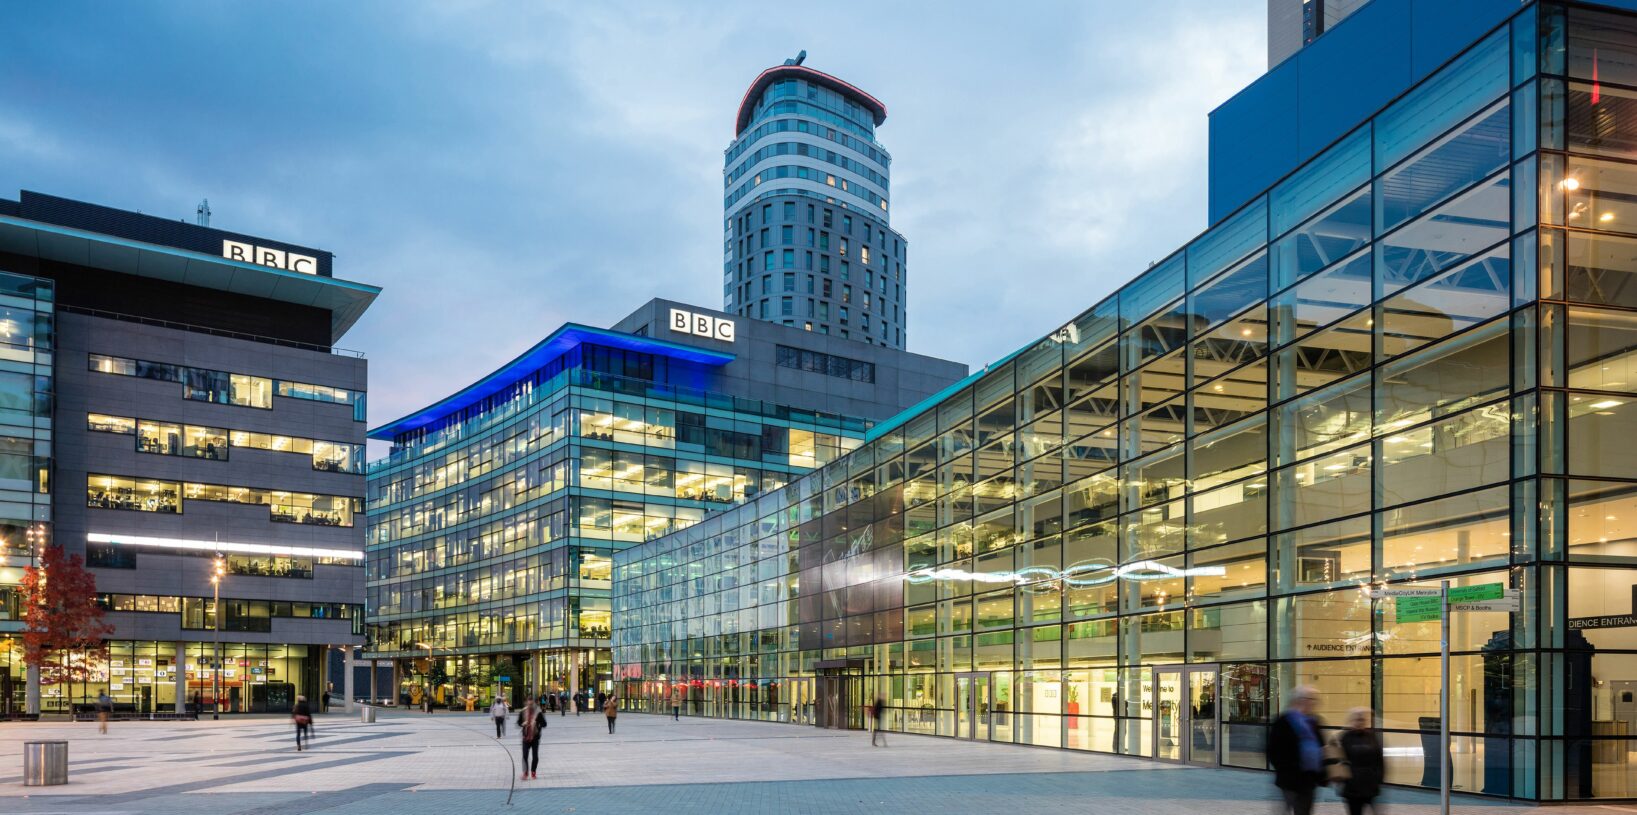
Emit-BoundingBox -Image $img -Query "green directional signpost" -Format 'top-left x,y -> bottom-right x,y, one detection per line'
1372,581 -> 1516,815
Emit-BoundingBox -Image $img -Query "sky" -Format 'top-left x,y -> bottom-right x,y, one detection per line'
0,0 -> 1266,446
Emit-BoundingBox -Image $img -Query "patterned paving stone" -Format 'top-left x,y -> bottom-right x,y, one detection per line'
0,710 -> 1627,814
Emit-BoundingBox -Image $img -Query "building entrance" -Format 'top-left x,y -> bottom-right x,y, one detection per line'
1153,664 -> 1219,766
816,672 -> 862,729
955,672 -> 991,741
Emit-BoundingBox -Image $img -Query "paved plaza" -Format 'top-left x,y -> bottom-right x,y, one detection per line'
0,710 -> 1628,814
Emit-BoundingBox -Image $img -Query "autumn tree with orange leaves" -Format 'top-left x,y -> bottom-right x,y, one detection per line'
20,543 -> 113,684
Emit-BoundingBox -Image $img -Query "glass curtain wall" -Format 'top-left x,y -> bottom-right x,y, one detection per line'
614,4 -> 1637,800
0,270 -> 53,716
366,347 -> 866,705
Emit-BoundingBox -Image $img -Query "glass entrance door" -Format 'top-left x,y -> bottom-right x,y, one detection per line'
790,678 -> 813,725
1153,665 -> 1219,766
955,672 -> 991,741
817,676 -> 847,729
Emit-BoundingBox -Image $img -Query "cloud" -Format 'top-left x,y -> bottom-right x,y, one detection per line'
0,0 -> 1268,443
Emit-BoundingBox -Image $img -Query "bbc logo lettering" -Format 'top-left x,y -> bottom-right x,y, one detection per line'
223,240 -> 318,275
669,308 -> 735,342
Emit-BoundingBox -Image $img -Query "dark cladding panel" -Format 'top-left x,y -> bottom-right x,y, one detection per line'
16,191 -> 334,277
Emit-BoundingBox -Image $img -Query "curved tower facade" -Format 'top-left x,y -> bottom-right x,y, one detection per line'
723,54 -> 907,349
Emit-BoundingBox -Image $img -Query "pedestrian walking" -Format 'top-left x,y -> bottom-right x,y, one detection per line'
575,690 -> 585,716
546,692 -> 557,713
190,690 -> 202,719
1333,708 -> 1385,815
96,691 -> 113,734
870,697 -> 887,747
424,689 -> 434,715
292,695 -> 313,751
491,696 -> 510,738
1268,686 -> 1324,815
672,696 -> 680,722
604,695 -> 619,734
595,690 -> 606,712
559,689 -> 568,716
517,700 -> 546,780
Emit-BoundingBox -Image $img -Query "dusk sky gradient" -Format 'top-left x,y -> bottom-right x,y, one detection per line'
1,1 -> 1265,450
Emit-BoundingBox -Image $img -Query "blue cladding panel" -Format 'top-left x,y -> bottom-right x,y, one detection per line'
1297,0 -> 1412,160
1208,0 -> 1523,224
1208,64 -> 1298,224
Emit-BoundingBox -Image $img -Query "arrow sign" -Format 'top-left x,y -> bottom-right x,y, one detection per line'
1451,599 -> 1520,613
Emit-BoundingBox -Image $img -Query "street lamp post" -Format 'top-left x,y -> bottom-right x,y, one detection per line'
211,556 -> 224,720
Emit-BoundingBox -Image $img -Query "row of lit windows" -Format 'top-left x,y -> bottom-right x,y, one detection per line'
87,473 -> 359,526
725,164 -> 888,214
87,413 -> 362,472
88,353 -> 365,420
726,138 -> 888,191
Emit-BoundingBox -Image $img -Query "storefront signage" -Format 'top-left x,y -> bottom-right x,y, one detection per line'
1569,615 -> 1637,630
223,240 -> 318,275
669,308 -> 735,342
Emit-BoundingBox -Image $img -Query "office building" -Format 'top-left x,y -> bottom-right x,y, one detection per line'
615,1 -> 1637,801
723,53 -> 909,350
0,191 -> 378,714
363,299 -> 964,706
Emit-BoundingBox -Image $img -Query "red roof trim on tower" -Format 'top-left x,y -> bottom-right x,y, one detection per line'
734,65 -> 887,135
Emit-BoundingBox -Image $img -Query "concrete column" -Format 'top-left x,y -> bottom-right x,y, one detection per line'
173,641 -> 187,714
25,663 -> 39,715
343,646 -> 356,712
369,659 -> 378,704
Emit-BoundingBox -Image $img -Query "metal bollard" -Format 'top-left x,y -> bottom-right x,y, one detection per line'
360,704 -> 375,723
23,740 -> 68,786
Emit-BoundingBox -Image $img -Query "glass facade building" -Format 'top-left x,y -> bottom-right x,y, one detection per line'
365,306 -> 965,708
724,56 -> 909,349
0,190 -> 378,716
614,3 -> 1637,800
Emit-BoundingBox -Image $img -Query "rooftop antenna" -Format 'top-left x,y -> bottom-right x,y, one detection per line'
784,49 -> 807,67
196,199 -> 211,227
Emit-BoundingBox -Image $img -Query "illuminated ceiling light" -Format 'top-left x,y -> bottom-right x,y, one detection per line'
1602,212 -> 1617,223
1591,399 -> 1624,410
86,532 -> 362,561
1563,176 -> 1582,191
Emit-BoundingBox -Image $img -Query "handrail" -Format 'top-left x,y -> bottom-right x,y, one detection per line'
57,304 -> 365,357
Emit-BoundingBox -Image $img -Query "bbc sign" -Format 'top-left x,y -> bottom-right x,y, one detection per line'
669,309 -> 735,342
223,240 -> 319,275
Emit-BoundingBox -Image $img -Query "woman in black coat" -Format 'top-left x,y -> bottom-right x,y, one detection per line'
1336,708 -> 1385,815
517,701 -> 547,780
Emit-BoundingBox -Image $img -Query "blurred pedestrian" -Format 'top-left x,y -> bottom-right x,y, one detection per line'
604,695 -> 619,734
517,700 -> 546,780
491,695 -> 510,738
1334,708 -> 1385,815
870,697 -> 887,746
292,695 -> 313,751
1269,686 -> 1323,815
96,691 -> 113,734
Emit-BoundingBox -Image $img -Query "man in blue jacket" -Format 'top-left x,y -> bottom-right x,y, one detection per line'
1268,686 -> 1324,815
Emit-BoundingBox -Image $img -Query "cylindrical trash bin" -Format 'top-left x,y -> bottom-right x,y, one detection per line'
23,740 -> 67,786
360,705 -> 375,723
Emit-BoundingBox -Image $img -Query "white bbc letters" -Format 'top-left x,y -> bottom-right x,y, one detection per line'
223,240 -> 318,275
668,308 -> 735,343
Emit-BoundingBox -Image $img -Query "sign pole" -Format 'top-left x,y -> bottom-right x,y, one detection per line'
1440,579 -> 1451,815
